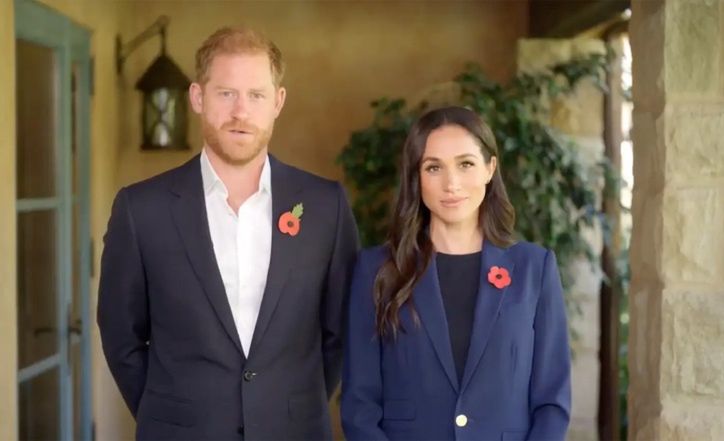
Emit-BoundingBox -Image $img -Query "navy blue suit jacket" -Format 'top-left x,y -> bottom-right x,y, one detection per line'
341,241 -> 570,441
98,155 -> 359,440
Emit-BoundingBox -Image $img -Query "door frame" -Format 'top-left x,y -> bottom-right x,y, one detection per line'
14,1 -> 92,439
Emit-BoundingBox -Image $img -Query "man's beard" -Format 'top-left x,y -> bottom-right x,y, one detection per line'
202,118 -> 273,166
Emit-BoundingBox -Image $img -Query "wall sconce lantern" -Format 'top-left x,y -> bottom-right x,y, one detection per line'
116,16 -> 191,150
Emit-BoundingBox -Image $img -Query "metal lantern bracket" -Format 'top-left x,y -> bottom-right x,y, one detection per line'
116,15 -> 170,74
115,16 -> 191,150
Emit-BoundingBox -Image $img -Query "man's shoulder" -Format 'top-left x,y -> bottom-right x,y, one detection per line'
271,155 -> 341,194
121,155 -> 198,199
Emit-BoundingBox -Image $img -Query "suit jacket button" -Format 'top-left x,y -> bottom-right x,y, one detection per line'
455,414 -> 468,427
243,370 -> 256,382
237,425 -> 244,435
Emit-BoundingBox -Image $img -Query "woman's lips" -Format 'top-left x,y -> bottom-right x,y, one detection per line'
440,197 -> 467,207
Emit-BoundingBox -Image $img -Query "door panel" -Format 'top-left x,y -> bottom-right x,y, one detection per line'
19,367 -> 60,441
15,39 -> 58,200
15,1 -> 92,439
17,209 -> 59,369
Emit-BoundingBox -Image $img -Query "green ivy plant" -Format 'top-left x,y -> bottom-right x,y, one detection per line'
338,52 -> 611,324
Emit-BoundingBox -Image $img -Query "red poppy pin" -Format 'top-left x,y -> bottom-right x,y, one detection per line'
487,266 -> 511,290
278,203 -> 303,236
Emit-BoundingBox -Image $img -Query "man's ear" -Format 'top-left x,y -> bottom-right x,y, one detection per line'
274,86 -> 286,117
189,82 -> 204,114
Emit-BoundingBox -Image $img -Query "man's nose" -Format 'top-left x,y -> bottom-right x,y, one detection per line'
231,96 -> 250,119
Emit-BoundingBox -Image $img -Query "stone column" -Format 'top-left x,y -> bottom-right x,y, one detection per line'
518,39 -> 606,441
629,0 -> 724,439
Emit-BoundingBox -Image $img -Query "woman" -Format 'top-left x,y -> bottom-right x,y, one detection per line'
341,107 -> 570,441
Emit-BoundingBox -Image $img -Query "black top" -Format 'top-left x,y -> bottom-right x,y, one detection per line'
436,251 -> 481,383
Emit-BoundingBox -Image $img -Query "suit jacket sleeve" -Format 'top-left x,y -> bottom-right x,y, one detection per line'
97,188 -> 150,417
341,253 -> 389,441
321,183 -> 360,398
527,250 -> 572,441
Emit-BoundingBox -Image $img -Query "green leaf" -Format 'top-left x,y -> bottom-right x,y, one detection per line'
291,203 -> 303,219
337,53 -> 619,345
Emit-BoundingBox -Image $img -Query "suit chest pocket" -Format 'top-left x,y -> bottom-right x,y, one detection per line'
289,264 -> 326,292
499,298 -> 535,321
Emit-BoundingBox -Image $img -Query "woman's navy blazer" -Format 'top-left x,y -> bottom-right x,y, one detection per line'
341,240 -> 571,441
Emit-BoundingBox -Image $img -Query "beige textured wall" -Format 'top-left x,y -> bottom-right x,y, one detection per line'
3,1 -> 528,439
117,0 -> 528,186
115,4 -> 527,439
629,0 -> 724,439
0,0 -> 18,439
517,38 -> 606,441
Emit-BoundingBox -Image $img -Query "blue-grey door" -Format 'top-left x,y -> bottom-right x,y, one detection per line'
15,0 -> 92,439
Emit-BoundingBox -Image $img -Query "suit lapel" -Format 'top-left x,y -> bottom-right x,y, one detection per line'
415,258 -> 460,394
460,240 -> 514,391
169,155 -> 245,357
248,156 -> 301,356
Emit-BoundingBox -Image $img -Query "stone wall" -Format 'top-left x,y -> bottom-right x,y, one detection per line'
518,38 -> 607,441
628,0 -> 724,439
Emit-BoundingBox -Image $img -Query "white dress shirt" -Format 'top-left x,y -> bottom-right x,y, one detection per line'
200,149 -> 272,356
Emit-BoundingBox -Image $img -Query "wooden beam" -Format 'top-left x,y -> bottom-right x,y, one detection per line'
530,0 -> 630,37
599,33 -> 625,441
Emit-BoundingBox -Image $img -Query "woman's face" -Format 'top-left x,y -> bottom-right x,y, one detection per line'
420,124 -> 496,230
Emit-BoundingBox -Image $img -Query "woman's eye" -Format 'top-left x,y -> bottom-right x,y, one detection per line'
460,161 -> 475,168
425,165 -> 440,173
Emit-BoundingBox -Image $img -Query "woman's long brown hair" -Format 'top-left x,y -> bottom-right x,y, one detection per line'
374,106 -> 516,339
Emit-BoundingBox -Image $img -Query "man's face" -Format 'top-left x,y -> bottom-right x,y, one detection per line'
189,52 -> 286,166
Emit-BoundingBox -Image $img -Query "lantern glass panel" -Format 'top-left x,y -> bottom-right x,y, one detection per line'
142,88 -> 188,150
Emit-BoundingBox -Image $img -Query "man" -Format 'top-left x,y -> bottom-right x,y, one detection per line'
98,27 -> 359,440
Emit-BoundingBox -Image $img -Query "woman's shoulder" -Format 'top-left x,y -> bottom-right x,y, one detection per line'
349,246 -> 389,287
357,245 -> 390,267
505,240 -> 553,266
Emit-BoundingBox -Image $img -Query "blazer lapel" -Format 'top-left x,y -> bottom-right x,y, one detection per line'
169,155 -> 245,357
415,258 -> 460,394
248,156 -> 301,356
460,240 -> 514,391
